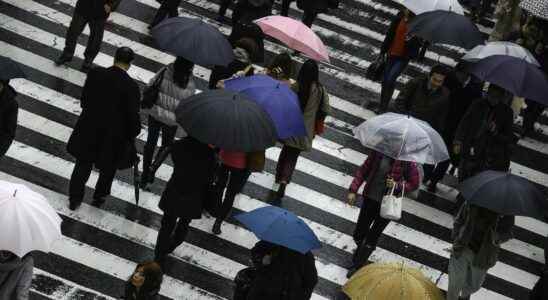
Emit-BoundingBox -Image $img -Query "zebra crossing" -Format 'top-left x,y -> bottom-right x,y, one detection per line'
1,0 -> 548,299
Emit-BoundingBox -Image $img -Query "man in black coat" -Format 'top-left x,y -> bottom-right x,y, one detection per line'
148,0 -> 182,29
0,80 -> 18,158
55,0 -> 118,72
154,137 -> 216,264
66,47 -> 140,211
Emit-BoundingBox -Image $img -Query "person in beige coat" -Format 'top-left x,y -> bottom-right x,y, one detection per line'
273,59 -> 330,198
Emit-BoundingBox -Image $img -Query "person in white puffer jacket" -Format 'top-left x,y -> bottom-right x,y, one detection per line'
141,57 -> 196,188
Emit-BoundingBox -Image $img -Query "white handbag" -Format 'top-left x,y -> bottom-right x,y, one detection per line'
380,182 -> 404,221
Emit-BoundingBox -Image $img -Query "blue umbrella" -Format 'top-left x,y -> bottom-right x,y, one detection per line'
224,75 -> 307,139
235,206 -> 322,254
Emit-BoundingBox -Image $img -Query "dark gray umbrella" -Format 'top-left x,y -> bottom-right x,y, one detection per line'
408,11 -> 484,49
175,90 -> 277,152
151,17 -> 234,67
459,171 -> 547,218
466,55 -> 548,106
0,56 -> 26,80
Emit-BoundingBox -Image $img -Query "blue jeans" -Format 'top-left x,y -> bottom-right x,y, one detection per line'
380,56 -> 408,112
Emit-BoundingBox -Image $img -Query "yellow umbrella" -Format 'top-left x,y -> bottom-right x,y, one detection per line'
343,262 -> 444,300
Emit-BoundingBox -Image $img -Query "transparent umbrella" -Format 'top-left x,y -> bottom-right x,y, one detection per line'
353,113 -> 449,165
462,41 -> 540,67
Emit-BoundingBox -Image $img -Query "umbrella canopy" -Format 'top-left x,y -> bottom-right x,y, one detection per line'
175,89 -> 277,152
255,16 -> 330,62
235,206 -> 322,254
408,11 -> 484,49
343,262 -> 444,300
459,171 -> 547,218
397,0 -> 464,15
462,41 -> 540,67
0,180 -> 62,257
353,113 -> 449,164
224,74 -> 306,139
151,17 -> 234,67
520,0 -> 548,21
466,55 -> 548,105
0,56 -> 26,81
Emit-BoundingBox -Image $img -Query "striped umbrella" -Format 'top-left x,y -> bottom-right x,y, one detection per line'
520,0 -> 548,21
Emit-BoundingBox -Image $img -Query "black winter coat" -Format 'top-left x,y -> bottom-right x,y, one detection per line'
0,85 -> 17,157
232,0 -> 272,25
67,66 -> 141,170
158,138 -> 216,220
208,60 -> 254,89
297,0 -> 338,14
75,0 -> 116,20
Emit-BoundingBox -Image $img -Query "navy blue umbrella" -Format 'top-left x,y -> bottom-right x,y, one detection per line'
466,55 -> 548,105
0,56 -> 26,80
151,17 -> 234,67
235,206 -> 322,254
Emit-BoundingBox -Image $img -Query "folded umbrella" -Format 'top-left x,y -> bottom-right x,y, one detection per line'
0,56 -> 26,80
462,41 -> 540,67
520,0 -> 548,21
397,0 -> 464,15
353,113 -> 449,164
224,74 -> 306,139
459,171 -> 547,218
151,17 -> 234,67
235,206 -> 322,254
175,89 -> 277,152
466,55 -> 548,106
0,180 -> 62,257
408,11 -> 484,50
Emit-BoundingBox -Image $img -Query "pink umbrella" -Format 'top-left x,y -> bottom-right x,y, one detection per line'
254,16 -> 330,63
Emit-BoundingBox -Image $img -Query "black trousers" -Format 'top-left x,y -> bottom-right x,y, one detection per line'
352,198 -> 390,249
155,211 -> 191,259
61,13 -> 106,63
280,0 -> 293,16
142,116 -> 177,183
212,164 -> 251,221
68,160 -> 116,204
150,0 -> 182,27
218,0 -> 234,17
301,11 -> 317,27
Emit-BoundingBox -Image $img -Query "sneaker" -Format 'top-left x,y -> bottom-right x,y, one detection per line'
55,55 -> 71,66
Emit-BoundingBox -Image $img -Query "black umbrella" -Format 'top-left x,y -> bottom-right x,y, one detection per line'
175,90 -> 277,152
151,17 -> 234,67
408,11 -> 484,50
0,56 -> 26,80
459,171 -> 547,218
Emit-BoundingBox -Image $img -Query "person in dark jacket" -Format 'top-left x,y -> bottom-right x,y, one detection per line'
55,0 -> 117,71
124,261 -> 163,300
66,47 -> 141,211
227,0 -> 270,63
154,137 -> 217,264
0,251 -> 33,300
209,38 -> 257,89
293,0 -> 338,27
0,80 -> 17,158
148,0 -> 182,29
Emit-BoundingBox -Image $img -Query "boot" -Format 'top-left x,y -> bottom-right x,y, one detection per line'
348,244 -> 375,278
276,183 -> 286,198
212,219 -> 222,235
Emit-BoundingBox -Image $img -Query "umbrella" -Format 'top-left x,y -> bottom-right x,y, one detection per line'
224,74 -> 306,139
235,205 -> 321,254
459,171 -> 547,218
520,0 -> 548,21
0,56 -> 26,80
151,17 -> 234,67
397,0 -> 464,15
408,11 -> 484,50
343,262 -> 444,300
255,16 -> 330,62
466,55 -> 548,106
0,180 -> 62,257
462,41 -> 540,67
175,89 -> 277,152
353,113 -> 449,165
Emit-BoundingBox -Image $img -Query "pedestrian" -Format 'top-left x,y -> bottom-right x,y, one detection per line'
521,99 -> 545,139
0,80 -> 17,158
422,63 -> 483,192
264,52 -> 294,84
154,137 -> 217,264
228,0 -> 271,63
209,38 -> 257,89
54,0 -> 117,71
66,47 -> 141,211
346,150 -> 420,277
295,0 -> 339,28
377,9 -> 427,113
0,251 -> 33,300
489,0 -> 522,41
123,261 -> 163,300
447,204 -> 511,300
272,59 -> 330,199
148,0 -> 182,29
280,0 -> 293,17
140,57 -> 196,189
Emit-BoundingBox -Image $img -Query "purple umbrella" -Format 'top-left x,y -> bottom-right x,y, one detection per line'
466,55 -> 548,105
224,75 -> 307,139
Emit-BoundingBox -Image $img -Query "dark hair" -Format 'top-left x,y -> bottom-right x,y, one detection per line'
268,52 -> 293,80
234,38 -> 259,60
430,64 -> 450,77
296,59 -> 319,110
173,57 -> 194,88
115,47 -> 135,65
125,261 -> 163,300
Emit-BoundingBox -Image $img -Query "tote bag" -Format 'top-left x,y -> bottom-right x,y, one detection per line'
380,182 -> 404,220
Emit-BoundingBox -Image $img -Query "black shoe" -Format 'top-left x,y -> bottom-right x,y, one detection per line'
68,200 -> 82,211
55,55 -> 71,66
427,181 -> 437,193
81,61 -> 93,72
346,266 -> 358,278
91,195 -> 106,207
277,183 -> 286,198
212,219 -> 222,235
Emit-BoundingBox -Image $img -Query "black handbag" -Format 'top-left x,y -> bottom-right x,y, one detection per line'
366,55 -> 385,82
141,68 -> 166,109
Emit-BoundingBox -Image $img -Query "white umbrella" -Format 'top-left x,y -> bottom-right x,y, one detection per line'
0,180 -> 62,257
520,0 -> 548,21
353,113 -> 449,165
462,41 -> 540,67
397,0 -> 464,15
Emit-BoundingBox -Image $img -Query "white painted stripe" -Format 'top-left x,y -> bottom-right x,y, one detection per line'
32,268 -> 116,300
